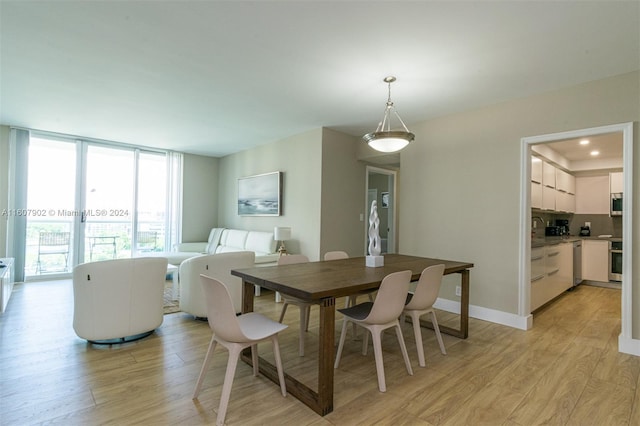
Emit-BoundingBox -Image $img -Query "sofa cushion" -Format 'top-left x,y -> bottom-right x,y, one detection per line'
216,229 -> 249,252
205,228 -> 225,254
245,231 -> 277,256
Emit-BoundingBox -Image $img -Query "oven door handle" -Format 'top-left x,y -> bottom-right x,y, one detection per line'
610,250 -> 623,254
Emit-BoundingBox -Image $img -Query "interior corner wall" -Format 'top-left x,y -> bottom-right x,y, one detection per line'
320,128 -> 366,257
181,153 -> 219,242
399,71 -> 639,327
0,125 -> 10,258
217,129 -> 323,260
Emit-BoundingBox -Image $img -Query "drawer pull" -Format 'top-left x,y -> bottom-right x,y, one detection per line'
531,275 -> 545,282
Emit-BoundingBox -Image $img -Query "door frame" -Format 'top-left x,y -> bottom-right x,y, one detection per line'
518,122 -> 634,354
365,166 -> 398,255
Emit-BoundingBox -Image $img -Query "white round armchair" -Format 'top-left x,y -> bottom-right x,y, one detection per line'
72,257 -> 168,344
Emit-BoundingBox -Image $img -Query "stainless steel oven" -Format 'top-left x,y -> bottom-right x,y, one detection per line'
611,193 -> 623,216
609,240 -> 622,282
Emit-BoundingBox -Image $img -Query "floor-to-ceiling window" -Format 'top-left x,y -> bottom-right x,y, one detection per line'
19,132 -> 177,280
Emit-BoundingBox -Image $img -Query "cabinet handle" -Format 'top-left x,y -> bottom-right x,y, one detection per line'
548,269 -> 560,275
531,256 -> 544,261
531,275 -> 545,282
547,252 -> 559,257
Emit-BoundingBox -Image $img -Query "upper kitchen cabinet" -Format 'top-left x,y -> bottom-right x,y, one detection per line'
556,169 -> 575,194
555,168 -> 575,213
532,159 -> 574,213
610,172 -> 623,193
531,157 -> 543,183
531,158 -> 543,209
541,161 -> 556,210
542,161 -> 556,188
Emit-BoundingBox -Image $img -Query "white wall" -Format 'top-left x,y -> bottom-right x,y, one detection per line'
181,153 -> 219,242
575,176 -> 609,214
399,72 -> 639,329
320,128 -> 366,257
217,129 -> 323,260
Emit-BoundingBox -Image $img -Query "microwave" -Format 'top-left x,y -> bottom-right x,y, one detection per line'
611,193 -> 623,216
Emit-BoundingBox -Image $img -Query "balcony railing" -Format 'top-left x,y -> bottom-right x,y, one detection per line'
25,219 -> 165,277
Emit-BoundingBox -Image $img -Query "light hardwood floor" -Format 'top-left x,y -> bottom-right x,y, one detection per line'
1,279 -> 639,425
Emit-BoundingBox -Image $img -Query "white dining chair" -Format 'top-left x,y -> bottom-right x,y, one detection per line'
401,264 -> 447,367
192,275 -> 287,426
324,250 -> 375,339
277,254 -> 315,356
334,269 -> 413,392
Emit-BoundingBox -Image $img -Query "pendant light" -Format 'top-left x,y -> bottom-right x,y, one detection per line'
362,76 -> 415,153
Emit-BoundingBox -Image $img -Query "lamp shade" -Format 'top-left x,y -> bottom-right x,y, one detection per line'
364,132 -> 413,153
274,226 -> 291,241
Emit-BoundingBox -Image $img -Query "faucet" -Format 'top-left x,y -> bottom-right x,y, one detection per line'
531,216 -> 545,237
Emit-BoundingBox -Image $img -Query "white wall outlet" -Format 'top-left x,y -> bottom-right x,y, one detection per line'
533,221 -> 537,228
455,286 -> 461,297
359,213 -> 364,221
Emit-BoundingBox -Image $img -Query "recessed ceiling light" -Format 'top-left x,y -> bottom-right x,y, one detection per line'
590,150 -> 600,156
580,139 -> 590,145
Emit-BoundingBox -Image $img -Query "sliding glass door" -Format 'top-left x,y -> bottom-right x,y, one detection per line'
24,134 -> 170,279
82,145 -> 135,262
25,136 -> 78,276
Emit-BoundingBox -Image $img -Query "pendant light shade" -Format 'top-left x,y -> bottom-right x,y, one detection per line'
363,76 -> 414,153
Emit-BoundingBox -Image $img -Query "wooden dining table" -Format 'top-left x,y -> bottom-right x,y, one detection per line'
231,253 -> 474,416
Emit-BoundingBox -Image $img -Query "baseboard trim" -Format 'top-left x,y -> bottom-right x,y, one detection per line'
618,334 -> 640,356
434,298 -> 532,331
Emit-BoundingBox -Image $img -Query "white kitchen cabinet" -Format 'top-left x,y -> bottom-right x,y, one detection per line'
542,161 -> 556,188
556,169 -> 575,194
555,191 -> 575,213
531,182 -> 542,209
542,186 -> 555,210
610,172 -> 623,193
582,239 -> 609,282
530,243 -> 573,312
531,157 -> 543,183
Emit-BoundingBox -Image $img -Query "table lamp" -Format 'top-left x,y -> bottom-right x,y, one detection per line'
274,226 -> 291,255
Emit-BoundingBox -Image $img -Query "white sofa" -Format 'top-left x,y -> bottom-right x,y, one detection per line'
179,251 -> 255,316
161,228 -> 278,266
72,257 -> 168,343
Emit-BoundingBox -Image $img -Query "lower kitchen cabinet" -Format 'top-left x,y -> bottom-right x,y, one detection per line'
582,239 -> 609,282
530,243 -> 573,311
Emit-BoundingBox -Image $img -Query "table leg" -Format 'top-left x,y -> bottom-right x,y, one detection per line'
316,296 -> 335,414
240,280 -> 335,416
419,269 -> 470,339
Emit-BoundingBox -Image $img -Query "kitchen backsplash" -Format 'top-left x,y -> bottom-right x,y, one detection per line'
571,214 -> 622,237
531,211 -> 622,238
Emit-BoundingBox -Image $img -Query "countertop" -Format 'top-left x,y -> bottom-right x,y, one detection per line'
532,235 -> 622,248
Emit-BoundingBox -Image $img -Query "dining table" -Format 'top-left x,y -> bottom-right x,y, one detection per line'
231,253 -> 474,416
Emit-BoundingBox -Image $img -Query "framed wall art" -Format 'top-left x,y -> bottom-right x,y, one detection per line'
237,171 -> 282,216
381,192 -> 389,208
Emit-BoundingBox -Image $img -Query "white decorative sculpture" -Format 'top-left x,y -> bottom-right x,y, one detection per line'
366,200 -> 384,267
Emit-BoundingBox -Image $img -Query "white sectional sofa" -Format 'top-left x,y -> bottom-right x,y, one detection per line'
161,228 -> 279,266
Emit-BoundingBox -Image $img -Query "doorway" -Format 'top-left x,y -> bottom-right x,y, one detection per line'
519,122 -> 634,354
365,166 -> 397,254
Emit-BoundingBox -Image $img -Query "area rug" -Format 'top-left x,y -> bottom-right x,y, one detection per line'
163,280 -> 180,314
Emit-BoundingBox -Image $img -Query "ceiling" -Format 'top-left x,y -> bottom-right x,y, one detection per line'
542,133 -> 623,162
1,1 -> 639,158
